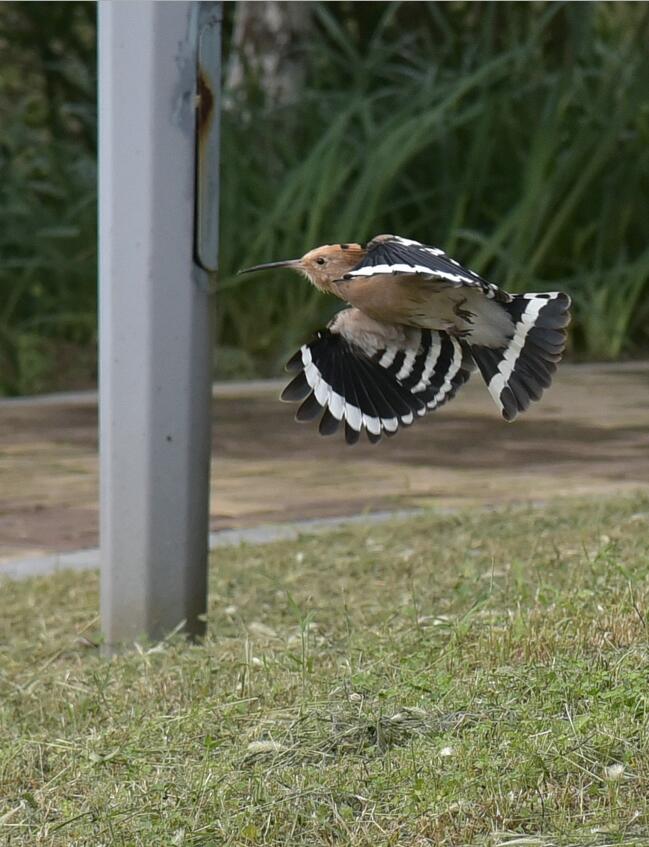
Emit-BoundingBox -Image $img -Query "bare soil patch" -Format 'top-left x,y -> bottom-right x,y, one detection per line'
2,362 -> 649,563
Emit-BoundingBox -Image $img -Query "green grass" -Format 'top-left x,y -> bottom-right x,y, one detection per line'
3,495 -> 649,845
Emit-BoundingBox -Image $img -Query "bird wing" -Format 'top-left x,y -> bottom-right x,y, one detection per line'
280,309 -> 474,444
338,234 -> 510,302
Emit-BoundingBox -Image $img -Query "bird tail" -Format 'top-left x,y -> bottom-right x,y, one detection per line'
469,292 -> 571,421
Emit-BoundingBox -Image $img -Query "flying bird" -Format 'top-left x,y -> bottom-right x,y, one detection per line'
239,235 -> 571,444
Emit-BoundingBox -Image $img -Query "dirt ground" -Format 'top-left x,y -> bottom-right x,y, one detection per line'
1,361 -> 649,565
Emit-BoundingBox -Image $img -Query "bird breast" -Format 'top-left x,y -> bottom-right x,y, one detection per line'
331,275 -> 438,325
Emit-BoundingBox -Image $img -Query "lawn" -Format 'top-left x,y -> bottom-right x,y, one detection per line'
2,496 -> 649,846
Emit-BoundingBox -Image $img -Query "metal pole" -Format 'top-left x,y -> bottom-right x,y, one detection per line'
99,2 -> 220,647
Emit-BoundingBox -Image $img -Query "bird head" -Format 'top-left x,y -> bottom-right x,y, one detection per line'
238,243 -> 365,292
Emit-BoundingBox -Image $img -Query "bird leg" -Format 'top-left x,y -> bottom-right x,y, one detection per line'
448,326 -> 472,339
453,297 -> 475,324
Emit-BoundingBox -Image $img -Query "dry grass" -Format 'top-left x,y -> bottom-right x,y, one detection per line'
2,495 -> 649,845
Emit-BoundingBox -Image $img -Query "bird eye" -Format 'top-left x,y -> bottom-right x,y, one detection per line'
316,257 -> 326,265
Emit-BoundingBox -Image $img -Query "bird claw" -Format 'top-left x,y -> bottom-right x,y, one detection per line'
453,297 -> 474,323
449,327 -> 472,339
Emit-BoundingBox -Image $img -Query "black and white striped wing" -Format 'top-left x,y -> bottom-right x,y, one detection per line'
471,291 -> 571,422
281,323 -> 473,444
340,234 -> 508,302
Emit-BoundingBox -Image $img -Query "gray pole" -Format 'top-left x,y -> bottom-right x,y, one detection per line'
99,2 -> 221,647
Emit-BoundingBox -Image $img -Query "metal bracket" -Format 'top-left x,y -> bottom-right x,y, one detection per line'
195,2 -> 222,274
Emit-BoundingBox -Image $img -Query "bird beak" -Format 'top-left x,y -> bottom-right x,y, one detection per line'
237,259 -> 301,275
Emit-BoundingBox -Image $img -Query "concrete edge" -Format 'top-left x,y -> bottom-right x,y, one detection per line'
2,491 -> 639,582
0,509 -> 425,582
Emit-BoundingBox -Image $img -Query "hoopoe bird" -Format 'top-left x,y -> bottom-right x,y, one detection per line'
240,235 -> 571,444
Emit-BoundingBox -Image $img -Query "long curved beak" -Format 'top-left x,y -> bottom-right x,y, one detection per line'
237,259 -> 301,275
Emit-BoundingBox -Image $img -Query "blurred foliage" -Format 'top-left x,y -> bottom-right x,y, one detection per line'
0,2 -> 96,394
1,2 -> 648,394
221,1 -> 649,372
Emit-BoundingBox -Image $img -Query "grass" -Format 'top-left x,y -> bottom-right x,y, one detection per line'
2,494 -> 649,845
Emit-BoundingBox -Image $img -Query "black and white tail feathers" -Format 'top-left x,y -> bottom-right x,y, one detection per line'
470,292 -> 571,422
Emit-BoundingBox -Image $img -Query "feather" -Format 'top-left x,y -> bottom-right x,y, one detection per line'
280,309 -> 472,443
340,234 -> 508,302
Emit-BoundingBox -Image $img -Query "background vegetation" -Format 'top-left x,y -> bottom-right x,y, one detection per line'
1,2 -> 648,395
0,2 -> 96,395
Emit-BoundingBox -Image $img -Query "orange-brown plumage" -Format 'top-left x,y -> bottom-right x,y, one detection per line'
239,242 -> 365,293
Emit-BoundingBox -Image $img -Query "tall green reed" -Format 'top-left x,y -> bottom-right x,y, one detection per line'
0,2 -> 96,394
1,2 -> 648,393
219,1 -> 649,372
